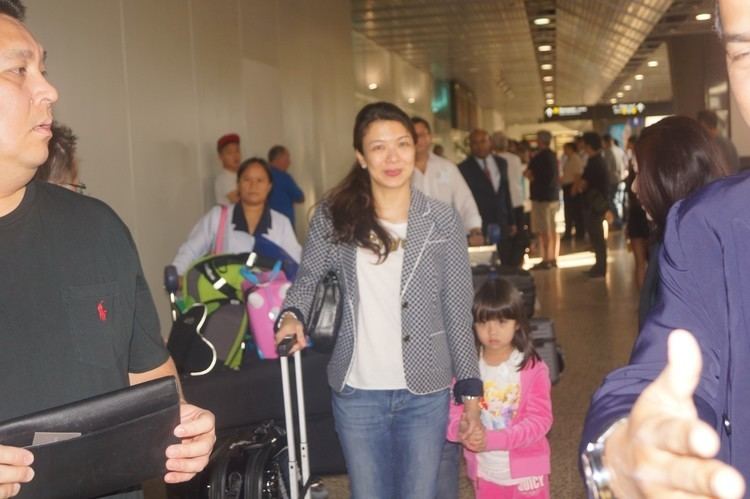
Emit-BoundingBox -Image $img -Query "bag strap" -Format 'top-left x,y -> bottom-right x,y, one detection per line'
240,260 -> 283,287
213,205 -> 230,255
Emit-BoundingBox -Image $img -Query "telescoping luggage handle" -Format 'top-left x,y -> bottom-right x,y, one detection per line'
277,336 -> 312,499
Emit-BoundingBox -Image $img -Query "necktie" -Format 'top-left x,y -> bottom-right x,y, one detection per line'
482,158 -> 491,183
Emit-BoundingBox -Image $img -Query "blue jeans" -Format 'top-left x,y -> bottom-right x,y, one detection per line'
331,385 -> 450,499
436,440 -> 461,499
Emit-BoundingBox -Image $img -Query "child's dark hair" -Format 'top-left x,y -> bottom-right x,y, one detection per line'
473,277 -> 540,371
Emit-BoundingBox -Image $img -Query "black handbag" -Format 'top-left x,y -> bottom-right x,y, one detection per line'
306,271 -> 343,354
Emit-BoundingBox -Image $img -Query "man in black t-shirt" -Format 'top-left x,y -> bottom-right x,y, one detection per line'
0,2 -> 215,498
526,130 -> 560,270
573,132 -> 610,278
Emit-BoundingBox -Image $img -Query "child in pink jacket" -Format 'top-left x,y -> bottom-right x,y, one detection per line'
447,277 -> 553,498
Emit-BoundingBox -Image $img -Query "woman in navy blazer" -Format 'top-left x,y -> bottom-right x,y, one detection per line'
275,102 -> 482,498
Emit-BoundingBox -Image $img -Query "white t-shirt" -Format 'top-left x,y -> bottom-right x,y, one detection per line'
347,220 -> 408,390
214,169 -> 236,206
476,349 -> 524,485
412,152 -> 482,233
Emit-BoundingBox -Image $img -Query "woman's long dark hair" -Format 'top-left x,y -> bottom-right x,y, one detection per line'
325,102 -> 417,259
635,116 -> 729,239
472,278 -> 539,371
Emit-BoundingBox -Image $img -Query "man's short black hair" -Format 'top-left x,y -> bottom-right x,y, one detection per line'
267,145 -> 287,163
411,116 -> 431,133
582,132 -> 602,151
0,0 -> 25,21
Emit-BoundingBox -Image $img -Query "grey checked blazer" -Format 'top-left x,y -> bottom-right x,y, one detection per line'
282,188 -> 480,395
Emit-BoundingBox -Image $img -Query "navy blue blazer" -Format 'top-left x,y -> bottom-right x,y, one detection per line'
581,171 -> 750,480
458,155 -> 515,232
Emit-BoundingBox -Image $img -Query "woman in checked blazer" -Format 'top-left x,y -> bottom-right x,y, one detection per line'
275,101 -> 482,499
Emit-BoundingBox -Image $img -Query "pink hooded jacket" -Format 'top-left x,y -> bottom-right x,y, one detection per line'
447,359 -> 552,480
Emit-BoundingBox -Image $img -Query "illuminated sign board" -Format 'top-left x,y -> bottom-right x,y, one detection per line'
544,106 -> 590,119
611,102 -> 647,116
542,101 -> 672,122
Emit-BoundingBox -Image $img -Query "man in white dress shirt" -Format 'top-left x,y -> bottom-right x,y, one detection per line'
411,117 -> 485,246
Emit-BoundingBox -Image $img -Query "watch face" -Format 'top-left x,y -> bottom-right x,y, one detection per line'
581,449 -> 600,498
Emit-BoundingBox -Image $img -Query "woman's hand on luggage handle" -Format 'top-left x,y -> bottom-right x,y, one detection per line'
164,404 -> 216,483
275,315 -> 306,355
602,330 -> 745,498
0,445 -> 34,498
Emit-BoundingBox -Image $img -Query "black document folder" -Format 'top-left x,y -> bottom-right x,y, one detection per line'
0,377 -> 180,499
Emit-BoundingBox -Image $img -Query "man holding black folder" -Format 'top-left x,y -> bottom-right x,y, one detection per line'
0,1 -> 215,498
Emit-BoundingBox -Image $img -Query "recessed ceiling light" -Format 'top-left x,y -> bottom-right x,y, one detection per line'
543,75 -> 554,82
534,17 -> 551,26
538,45 -> 553,52
545,92 -> 554,98
546,99 -> 555,105
647,60 -> 659,67
610,98 -> 618,104
616,92 -> 624,98
368,83 -> 378,90
634,74 -> 644,80
540,63 -> 553,71
407,97 -> 416,104
695,13 -> 712,21
624,84 -> 632,91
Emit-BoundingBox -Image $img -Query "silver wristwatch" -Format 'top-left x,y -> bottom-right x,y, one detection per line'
581,419 -> 626,499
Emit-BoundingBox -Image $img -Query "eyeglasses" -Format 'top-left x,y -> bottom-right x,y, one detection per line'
64,182 -> 87,194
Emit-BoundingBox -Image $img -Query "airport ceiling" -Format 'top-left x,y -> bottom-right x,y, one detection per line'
352,0 -> 718,125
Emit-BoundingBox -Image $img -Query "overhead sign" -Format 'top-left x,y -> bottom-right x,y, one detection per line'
611,102 -> 647,116
544,105 -> 590,120
542,101 -> 672,122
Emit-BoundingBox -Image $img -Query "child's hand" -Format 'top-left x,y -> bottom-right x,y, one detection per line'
462,426 -> 486,452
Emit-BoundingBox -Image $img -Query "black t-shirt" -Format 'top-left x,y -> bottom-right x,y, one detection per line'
528,148 -> 560,201
582,153 -> 609,197
0,181 -> 169,498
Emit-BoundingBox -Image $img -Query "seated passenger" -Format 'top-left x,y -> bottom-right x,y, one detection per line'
172,157 -> 301,276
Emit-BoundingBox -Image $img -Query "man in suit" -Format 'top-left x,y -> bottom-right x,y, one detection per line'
458,129 -> 515,264
579,1 -> 750,497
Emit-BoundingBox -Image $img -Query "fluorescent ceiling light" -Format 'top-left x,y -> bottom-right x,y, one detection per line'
624,84 -> 632,91
616,92 -> 624,98
695,13 -> 712,21
541,63 -> 553,71
407,97 -> 416,104
368,83 -> 378,90
543,75 -> 554,82
538,45 -> 552,52
534,17 -> 551,26
545,92 -> 554,98
634,74 -> 644,80
610,98 -> 618,104
647,60 -> 659,68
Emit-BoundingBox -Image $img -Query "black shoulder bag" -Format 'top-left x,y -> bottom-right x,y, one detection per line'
306,271 -> 343,354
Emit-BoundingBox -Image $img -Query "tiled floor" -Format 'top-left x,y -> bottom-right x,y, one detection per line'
147,231 -> 640,498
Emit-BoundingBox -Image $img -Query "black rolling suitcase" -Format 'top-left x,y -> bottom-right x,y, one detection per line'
472,265 -> 536,318
167,341 -> 329,499
530,317 -> 564,385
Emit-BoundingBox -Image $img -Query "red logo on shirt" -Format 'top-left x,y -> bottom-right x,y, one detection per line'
97,300 -> 108,322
